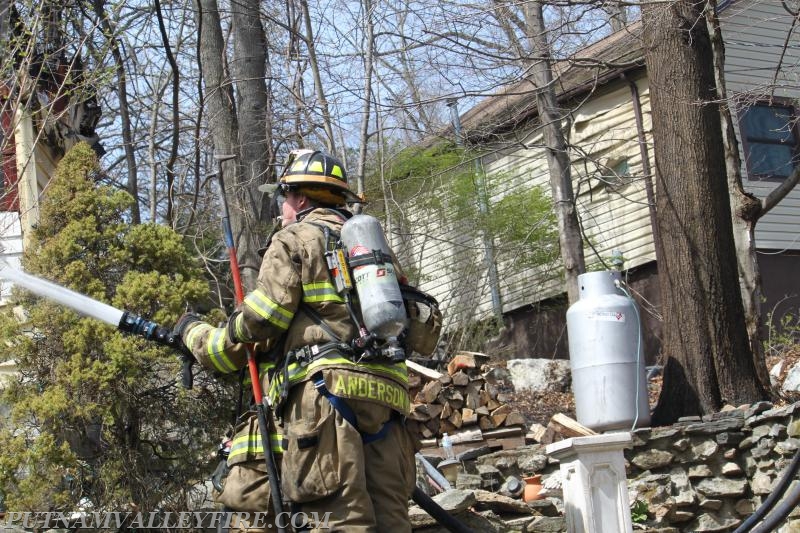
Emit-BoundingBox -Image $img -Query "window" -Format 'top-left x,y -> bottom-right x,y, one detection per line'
740,102 -> 799,181
600,157 -> 631,191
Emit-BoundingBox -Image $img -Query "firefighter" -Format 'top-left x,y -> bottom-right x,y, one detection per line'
175,150 -> 416,532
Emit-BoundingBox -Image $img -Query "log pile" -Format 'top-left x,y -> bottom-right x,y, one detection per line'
405,352 -> 526,441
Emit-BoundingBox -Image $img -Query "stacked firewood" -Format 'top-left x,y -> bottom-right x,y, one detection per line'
406,352 -> 526,440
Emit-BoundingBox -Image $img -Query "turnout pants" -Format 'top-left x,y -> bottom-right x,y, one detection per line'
281,379 -> 416,532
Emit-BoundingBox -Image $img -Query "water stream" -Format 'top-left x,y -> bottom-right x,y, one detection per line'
0,259 -> 124,326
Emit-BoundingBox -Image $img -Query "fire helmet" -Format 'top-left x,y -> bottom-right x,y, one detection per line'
259,149 -> 362,206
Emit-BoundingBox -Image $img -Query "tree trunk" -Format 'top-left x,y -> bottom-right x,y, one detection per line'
525,2 -> 585,304
299,0 -> 336,153
230,0 -> 273,287
92,0 -> 140,224
643,0 -> 767,424
704,2 -> 774,398
355,0 -> 375,212
194,0 -> 245,289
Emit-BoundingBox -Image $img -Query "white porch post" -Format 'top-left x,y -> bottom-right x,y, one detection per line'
546,432 -> 633,533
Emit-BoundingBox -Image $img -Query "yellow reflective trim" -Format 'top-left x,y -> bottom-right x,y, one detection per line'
309,161 -> 323,173
185,323 -> 211,352
207,328 -> 237,373
302,281 -> 345,303
228,432 -> 284,458
244,289 -> 294,330
331,165 -> 343,178
233,313 -> 249,342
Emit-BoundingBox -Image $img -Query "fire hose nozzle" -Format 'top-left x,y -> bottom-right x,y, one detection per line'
118,311 -> 194,389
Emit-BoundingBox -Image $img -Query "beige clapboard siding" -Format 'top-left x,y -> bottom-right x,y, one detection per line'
720,0 -> 800,251
399,165 -> 506,330
406,75 -> 660,323
403,2 -> 799,327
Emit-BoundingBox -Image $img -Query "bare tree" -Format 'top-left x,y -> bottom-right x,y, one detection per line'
524,1 -> 585,303
642,0 -> 768,422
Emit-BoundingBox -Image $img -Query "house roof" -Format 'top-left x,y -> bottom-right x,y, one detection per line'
447,22 -> 646,144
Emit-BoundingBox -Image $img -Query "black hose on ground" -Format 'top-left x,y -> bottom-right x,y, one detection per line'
411,486 -> 476,533
733,446 -> 800,533
749,477 -> 800,533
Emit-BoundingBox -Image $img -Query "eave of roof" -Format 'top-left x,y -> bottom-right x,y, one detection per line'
429,21 -> 646,146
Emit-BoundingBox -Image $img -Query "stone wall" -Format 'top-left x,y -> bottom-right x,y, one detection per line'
416,400 -> 800,532
624,401 -> 800,532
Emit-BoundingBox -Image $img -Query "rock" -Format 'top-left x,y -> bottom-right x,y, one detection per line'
504,515 -> 538,531
526,498 -> 561,517
735,498 -> 755,516
455,473 -> 482,490
433,489 -> 477,514
749,404 -> 800,425
472,489 -> 535,514
685,417 -> 745,434
721,462 -> 743,476
667,510 -> 695,522
650,427 -> 681,441
775,438 -> 800,455
518,452 -> 549,475
698,499 -> 723,511
716,432 -> 746,447
743,401 -> 773,420
632,449 -> 674,470
687,514 -> 741,532
476,445 -> 547,476
751,471 -> 775,494
751,438 -> 776,459
782,362 -> 800,394
409,508 -> 507,532
524,516 -> 567,532
669,468 -> 695,506
506,359 -> 571,393
690,439 -> 720,461
688,465 -> 713,478
778,519 -> 800,533
672,438 -> 690,452
695,478 -> 748,498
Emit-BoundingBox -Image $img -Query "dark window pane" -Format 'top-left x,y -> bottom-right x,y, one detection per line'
747,142 -> 796,178
742,105 -> 795,144
741,103 -> 798,180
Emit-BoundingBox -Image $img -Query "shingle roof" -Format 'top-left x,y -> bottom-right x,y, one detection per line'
443,22 -> 646,144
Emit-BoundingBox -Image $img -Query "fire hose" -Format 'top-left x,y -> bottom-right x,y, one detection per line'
0,216 -> 474,532
733,445 -> 800,533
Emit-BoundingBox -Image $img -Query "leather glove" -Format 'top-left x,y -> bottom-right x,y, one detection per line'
173,312 -> 203,342
172,312 -> 203,390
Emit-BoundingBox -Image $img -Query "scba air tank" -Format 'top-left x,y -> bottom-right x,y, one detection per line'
340,214 -> 408,340
566,270 -> 651,432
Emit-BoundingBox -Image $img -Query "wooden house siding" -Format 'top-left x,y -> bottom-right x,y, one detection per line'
720,0 -> 800,251
404,74 -> 658,325
401,1 -> 798,331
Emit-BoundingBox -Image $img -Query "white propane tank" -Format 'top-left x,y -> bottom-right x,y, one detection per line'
566,270 -> 651,432
340,214 -> 407,339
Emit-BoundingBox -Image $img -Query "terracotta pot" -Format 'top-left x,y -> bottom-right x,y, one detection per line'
523,474 -> 544,502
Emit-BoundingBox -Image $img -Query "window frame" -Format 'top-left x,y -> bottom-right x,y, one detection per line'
738,98 -> 799,182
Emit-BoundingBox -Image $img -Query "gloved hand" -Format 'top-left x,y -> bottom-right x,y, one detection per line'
172,312 -> 203,390
173,312 -> 203,342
